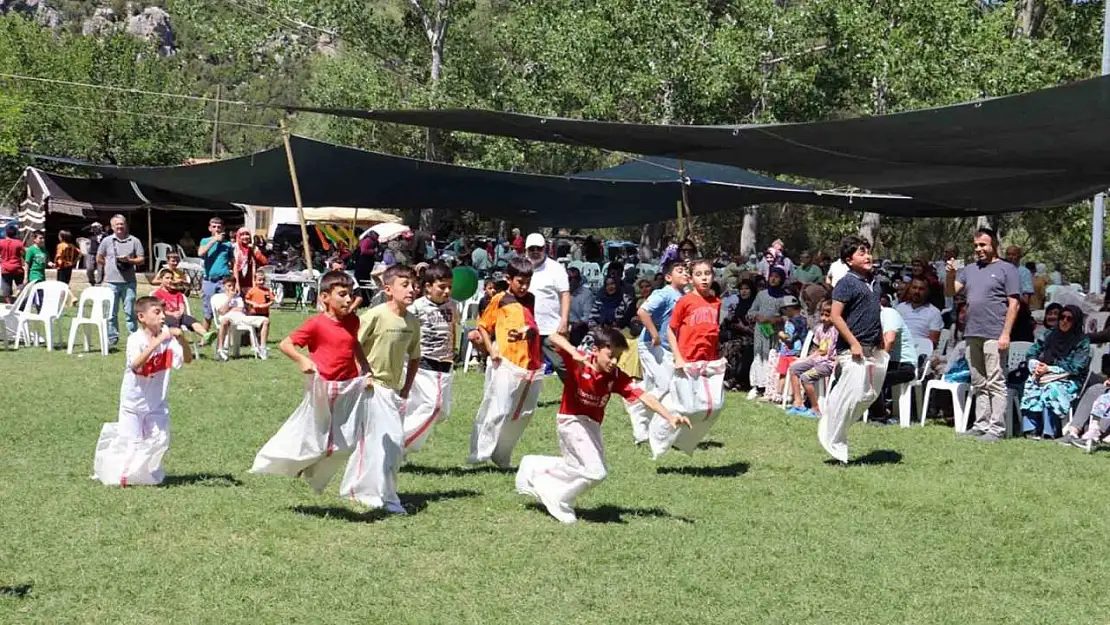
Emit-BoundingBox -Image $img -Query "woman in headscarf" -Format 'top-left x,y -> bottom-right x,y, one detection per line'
747,267 -> 787,397
588,276 -> 635,331
721,278 -> 757,390
1020,304 -> 1091,439
1034,303 -> 1062,340
232,227 -> 268,295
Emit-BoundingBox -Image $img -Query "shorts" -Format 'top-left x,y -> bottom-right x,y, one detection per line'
1,271 -> 24,297
224,311 -> 268,328
789,357 -> 835,382
201,278 -> 226,319
776,355 -> 797,376
165,314 -> 199,330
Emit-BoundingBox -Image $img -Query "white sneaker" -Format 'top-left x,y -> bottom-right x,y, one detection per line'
746,388 -> 759,400
216,349 -> 229,361
257,346 -> 269,360
384,502 -> 408,515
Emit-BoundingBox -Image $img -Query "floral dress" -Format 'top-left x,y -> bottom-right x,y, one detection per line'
1019,336 -> 1090,418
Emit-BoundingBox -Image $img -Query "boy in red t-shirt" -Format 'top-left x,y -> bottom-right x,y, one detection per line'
516,328 -> 689,524
251,271 -> 374,495
152,280 -> 206,338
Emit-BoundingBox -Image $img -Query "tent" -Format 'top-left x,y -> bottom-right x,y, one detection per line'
268,206 -> 400,239
30,136 -> 946,228
288,73 -> 1110,212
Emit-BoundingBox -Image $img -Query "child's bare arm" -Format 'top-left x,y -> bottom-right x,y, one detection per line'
545,332 -> 584,362
667,326 -> 684,367
280,337 -> 315,374
172,329 -> 193,364
354,342 -> 372,379
400,358 -> 419,398
478,326 -> 498,362
130,330 -> 172,372
638,393 -> 690,428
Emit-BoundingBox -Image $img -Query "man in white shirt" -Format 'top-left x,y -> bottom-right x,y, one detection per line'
826,258 -> 849,288
526,232 -> 571,381
895,277 -> 943,347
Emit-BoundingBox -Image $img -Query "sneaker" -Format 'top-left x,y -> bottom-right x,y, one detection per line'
384,502 -> 408,515
216,349 -> 229,361
786,406 -> 804,415
800,409 -> 820,420
976,432 -> 1002,443
957,428 -> 985,438
202,330 -> 217,346
537,490 -> 577,524
746,389 -> 759,401
1058,433 -> 1082,447
257,346 -> 269,360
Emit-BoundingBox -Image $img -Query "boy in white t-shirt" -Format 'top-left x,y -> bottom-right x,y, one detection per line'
92,296 -> 193,486
215,276 -> 270,360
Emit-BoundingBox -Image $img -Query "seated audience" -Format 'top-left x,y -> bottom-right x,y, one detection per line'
1021,305 -> 1090,439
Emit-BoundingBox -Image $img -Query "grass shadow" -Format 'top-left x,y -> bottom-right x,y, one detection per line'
159,473 -> 243,488
824,449 -> 904,467
575,505 -> 695,525
401,463 -> 516,476
696,440 -> 725,450
537,400 -> 561,408
0,584 -> 32,599
656,461 -> 749,478
291,489 -> 480,522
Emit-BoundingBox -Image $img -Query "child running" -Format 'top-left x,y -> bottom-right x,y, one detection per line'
92,296 -> 193,486
649,258 -> 726,459
517,328 -> 690,524
402,262 -> 457,454
469,257 -> 544,468
819,235 -> 887,463
627,259 -> 689,444
787,299 -> 838,418
251,271 -> 373,498
343,264 -> 421,514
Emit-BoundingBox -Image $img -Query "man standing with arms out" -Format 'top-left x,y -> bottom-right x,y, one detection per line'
947,228 -> 1021,442
198,217 -> 233,329
526,232 -> 571,381
896,277 -> 943,347
1005,245 -> 1035,303
96,214 -> 145,346
793,250 -> 824,284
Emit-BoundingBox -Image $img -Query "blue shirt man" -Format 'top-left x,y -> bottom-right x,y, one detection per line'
198,217 -> 233,321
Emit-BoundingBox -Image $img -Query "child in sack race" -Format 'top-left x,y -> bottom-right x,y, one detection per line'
402,262 -> 458,454
250,272 -> 376,501
516,328 -> 690,524
92,296 -> 193,486
343,264 -> 422,514
649,258 -> 728,459
469,257 -> 545,468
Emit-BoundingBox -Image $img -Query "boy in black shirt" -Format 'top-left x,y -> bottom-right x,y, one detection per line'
818,235 -> 889,463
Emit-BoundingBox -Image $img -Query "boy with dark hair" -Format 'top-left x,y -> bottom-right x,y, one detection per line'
252,270 -> 375,498
627,258 -> 689,444
152,270 -> 206,339
469,256 -> 544,468
517,327 -> 689,523
402,262 -> 457,454
343,264 -> 422,514
818,235 -> 888,463
93,296 -> 193,486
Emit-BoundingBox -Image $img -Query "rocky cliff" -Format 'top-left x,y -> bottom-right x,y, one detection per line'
1,1 -> 176,56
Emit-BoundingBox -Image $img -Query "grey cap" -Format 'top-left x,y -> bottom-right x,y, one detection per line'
779,295 -> 801,310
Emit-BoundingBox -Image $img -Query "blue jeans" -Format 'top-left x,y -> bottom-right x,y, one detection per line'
1022,407 -> 1059,438
107,281 -> 137,344
201,278 -> 226,321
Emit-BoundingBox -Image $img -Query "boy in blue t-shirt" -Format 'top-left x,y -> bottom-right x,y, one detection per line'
627,259 -> 689,444
767,296 -> 808,403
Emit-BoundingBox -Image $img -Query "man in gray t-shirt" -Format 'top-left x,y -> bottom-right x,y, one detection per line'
946,228 -> 1020,441
96,214 -> 146,345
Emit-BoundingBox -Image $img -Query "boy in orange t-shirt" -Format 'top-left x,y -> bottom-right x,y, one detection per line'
244,272 -> 274,317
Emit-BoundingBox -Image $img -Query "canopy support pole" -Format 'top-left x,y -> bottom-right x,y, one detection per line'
678,159 -> 693,243
1090,0 -> 1110,294
280,118 -> 314,273
349,207 -> 359,249
147,206 -> 153,272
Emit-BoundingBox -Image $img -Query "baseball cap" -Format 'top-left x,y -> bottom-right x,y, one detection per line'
525,233 -> 545,249
779,295 -> 801,310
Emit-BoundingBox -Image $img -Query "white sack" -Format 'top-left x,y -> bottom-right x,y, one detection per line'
401,368 -> 453,453
339,385 -> 404,509
516,414 -> 608,523
250,375 -> 368,494
92,419 -> 170,486
626,341 -> 674,444
650,358 -> 727,459
468,358 -> 543,468
818,351 -> 890,463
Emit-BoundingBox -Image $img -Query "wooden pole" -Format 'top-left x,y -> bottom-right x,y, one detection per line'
676,200 -> 684,240
349,206 -> 360,248
210,85 -> 221,160
146,205 -> 154,272
279,118 -> 314,272
678,159 -> 693,243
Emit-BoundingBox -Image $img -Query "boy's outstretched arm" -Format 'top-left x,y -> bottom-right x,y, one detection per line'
637,393 -> 690,428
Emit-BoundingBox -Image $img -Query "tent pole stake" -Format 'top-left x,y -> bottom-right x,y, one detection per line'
280,118 -> 314,273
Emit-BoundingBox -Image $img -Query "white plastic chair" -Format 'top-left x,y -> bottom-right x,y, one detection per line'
0,284 -> 34,348
13,281 -> 70,351
210,292 -> 261,359
893,336 -> 937,427
637,263 -> 659,279
461,290 -> 484,373
922,340 -> 970,430
1087,311 -> 1110,334
76,237 -> 91,270
936,328 -> 952,357
580,263 -> 603,289
152,242 -> 174,273
67,286 -> 113,355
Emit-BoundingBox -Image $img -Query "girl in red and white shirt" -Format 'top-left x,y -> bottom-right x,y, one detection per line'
515,329 -> 689,524
668,259 -> 722,367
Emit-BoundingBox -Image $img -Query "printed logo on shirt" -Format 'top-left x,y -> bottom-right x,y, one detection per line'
688,305 -> 718,325
137,349 -> 173,377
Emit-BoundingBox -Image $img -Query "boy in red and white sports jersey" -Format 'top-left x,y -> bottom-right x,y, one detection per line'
516,328 -> 689,524
92,296 -> 193,486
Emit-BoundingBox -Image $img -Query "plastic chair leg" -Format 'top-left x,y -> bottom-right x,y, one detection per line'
894,384 -> 913,428
67,321 -> 78,354
45,320 -> 53,351
98,322 -> 108,355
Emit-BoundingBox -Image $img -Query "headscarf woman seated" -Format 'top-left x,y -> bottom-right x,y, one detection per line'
1020,305 -> 1091,439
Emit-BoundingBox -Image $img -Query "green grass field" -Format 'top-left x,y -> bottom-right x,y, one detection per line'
2,307 -> 1109,624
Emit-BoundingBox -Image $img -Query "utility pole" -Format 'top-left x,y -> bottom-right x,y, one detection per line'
210,85 -> 221,160
1090,0 -> 1110,293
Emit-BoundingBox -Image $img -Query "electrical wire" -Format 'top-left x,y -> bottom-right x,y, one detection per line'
0,95 -> 278,129
0,72 -> 244,105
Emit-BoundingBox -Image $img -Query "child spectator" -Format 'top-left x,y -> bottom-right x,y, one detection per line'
469,257 -> 544,468
92,296 -> 193,485
516,328 -> 689,524
252,271 -> 375,497
25,231 -> 48,309
343,264 -> 422,514
765,296 -> 808,403
154,252 -> 189,294
152,276 -> 206,339
54,230 -> 80,298
0,222 -> 25,304
214,276 -> 271,360
787,299 -> 838,418
244,271 -> 274,318
403,262 -> 457,454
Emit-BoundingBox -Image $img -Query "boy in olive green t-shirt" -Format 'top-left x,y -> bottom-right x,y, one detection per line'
344,264 -> 421,514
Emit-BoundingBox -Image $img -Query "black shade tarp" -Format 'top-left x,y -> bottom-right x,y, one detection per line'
32,136 -> 956,229
288,73 -> 1110,211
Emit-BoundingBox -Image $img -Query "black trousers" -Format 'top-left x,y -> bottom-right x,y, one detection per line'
868,361 -> 917,421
